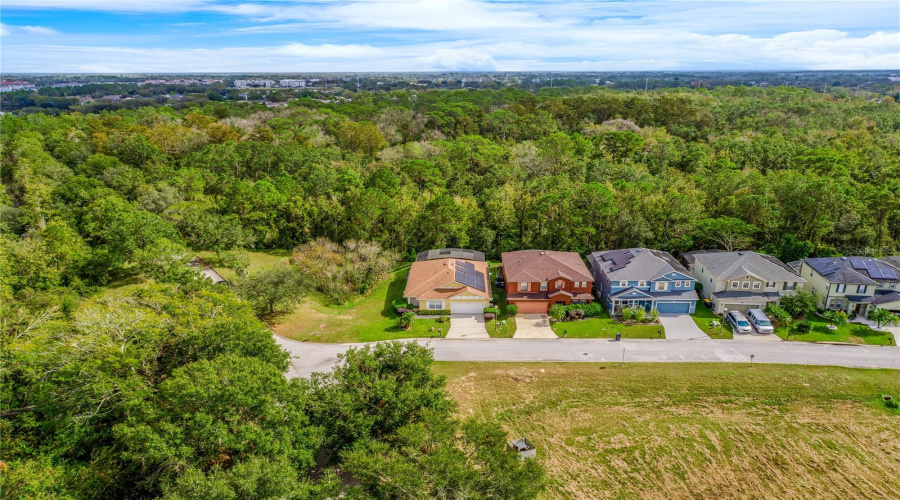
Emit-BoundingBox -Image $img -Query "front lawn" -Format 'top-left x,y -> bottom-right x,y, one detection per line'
691,301 -> 734,339
270,265 -> 446,343
485,262 -> 517,338
550,306 -> 664,339
774,315 -> 894,345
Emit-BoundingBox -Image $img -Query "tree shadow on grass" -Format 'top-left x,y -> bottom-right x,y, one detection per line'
381,270 -> 408,319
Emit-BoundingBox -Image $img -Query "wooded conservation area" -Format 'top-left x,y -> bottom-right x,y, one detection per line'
2,85 -> 898,498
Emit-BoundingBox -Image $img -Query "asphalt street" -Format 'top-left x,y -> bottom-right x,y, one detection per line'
274,335 -> 900,378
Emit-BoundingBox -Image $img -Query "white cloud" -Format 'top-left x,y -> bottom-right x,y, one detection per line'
2,29 -> 896,72
1,0 -> 215,13
0,23 -> 59,36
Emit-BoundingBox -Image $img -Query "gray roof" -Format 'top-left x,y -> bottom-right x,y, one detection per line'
692,251 -> 804,283
590,248 -> 693,282
880,256 -> 900,270
860,290 -> 900,305
416,248 -> 485,262
804,257 -> 899,285
681,249 -> 727,266
611,287 -> 698,301
712,291 -> 781,301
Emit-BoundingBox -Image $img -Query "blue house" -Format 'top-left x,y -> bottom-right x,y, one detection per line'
587,248 -> 699,315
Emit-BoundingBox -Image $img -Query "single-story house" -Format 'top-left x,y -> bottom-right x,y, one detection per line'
403,257 -> 491,314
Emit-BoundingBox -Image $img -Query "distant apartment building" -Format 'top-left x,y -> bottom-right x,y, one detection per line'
279,79 -> 306,88
0,80 -> 35,92
233,79 -> 275,88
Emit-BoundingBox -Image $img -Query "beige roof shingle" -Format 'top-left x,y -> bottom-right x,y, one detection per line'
404,258 -> 491,300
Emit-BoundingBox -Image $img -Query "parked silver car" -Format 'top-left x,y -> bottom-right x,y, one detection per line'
747,309 -> 774,334
726,310 -> 753,334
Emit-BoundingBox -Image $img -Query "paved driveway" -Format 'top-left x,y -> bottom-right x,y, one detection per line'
446,314 -> 490,339
513,314 -> 558,339
658,314 -> 711,339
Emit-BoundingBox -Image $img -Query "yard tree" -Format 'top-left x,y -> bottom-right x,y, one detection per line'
822,310 -> 848,328
235,267 -> 308,315
868,307 -> 899,329
779,290 -> 819,319
764,303 -> 792,327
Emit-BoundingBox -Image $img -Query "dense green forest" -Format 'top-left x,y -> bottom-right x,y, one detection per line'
2,85 -> 899,497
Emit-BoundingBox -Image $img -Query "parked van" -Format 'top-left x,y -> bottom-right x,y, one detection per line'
725,310 -> 753,334
747,309 -> 774,334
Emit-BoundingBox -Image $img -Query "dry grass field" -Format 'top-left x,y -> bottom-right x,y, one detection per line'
434,362 -> 900,500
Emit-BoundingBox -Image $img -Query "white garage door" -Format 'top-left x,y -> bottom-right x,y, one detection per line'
722,303 -> 762,315
450,301 -> 486,314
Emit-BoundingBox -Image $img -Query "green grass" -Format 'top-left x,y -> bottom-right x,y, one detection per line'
774,314 -> 894,345
485,262 -> 517,338
436,362 -> 900,499
548,301 -> 663,339
691,301 -> 734,339
196,249 -> 291,281
271,265 -> 446,343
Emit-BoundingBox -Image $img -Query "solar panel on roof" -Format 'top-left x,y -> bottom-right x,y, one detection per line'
850,258 -> 867,270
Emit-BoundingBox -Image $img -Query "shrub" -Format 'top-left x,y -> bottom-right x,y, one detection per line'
620,307 -> 635,321
506,304 -> 518,316
764,303 -> 792,327
436,316 -> 451,324
397,311 -> 415,330
418,309 -> 451,316
483,306 -> 497,315
483,313 -> 496,320
396,308 -> 413,314
290,238 -> 398,305
822,310 -> 848,328
794,320 -> 812,333
649,308 -> 660,320
633,307 -> 646,322
780,290 -> 818,319
548,304 -> 566,322
393,298 -> 412,312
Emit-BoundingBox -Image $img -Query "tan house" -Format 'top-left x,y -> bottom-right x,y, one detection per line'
684,250 -> 805,314
501,250 -> 594,314
800,257 -> 900,317
403,258 -> 491,314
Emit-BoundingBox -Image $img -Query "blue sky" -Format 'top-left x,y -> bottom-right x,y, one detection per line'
1,1 -> 898,72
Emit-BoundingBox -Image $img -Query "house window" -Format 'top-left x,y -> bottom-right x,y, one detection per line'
655,282 -> 667,291
742,281 -> 750,289
835,284 -> 846,293
639,281 -> 647,287
540,282 -> 548,291
427,300 -> 443,310
753,282 -> 761,289
766,282 -> 775,288
556,280 -> 564,289
674,281 -> 682,287
731,281 -> 739,289
857,285 -> 867,293
892,282 -> 897,289
619,281 -> 627,287
784,282 -> 795,291
828,298 -> 842,309
519,282 -> 528,292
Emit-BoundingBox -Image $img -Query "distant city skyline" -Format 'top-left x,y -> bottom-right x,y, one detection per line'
1,0 -> 898,73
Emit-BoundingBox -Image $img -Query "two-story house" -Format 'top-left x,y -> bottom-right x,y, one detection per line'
588,248 -> 699,314
683,250 -> 805,314
800,257 -> 900,317
501,250 -> 594,314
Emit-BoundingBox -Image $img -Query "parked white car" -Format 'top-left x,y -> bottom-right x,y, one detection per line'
726,310 -> 753,334
747,309 -> 774,334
